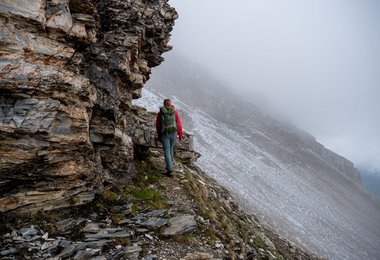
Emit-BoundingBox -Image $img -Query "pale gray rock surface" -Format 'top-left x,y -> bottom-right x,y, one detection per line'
161,215 -> 197,236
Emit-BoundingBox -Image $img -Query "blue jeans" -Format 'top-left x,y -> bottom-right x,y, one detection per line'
161,132 -> 176,172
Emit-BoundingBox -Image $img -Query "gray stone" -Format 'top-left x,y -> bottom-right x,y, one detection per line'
161,215 -> 197,236
182,252 -> 214,260
73,249 -> 95,260
125,245 -> 142,254
70,23 -> 87,39
118,219 -> 134,225
82,223 -> 101,234
141,218 -> 168,230
58,240 -> 72,248
56,218 -> 86,233
144,234 -> 154,240
0,0 -> 46,24
91,255 -> 107,260
112,204 -> 132,214
86,240 -> 112,249
143,254 -> 158,260
72,13 -> 96,25
42,232 -> 49,240
0,247 -> 17,256
56,244 -> 78,259
46,0 -> 73,34
85,228 -> 131,240
136,228 -> 150,233
131,215 -> 146,224
91,256 -> 107,260
41,242 -> 51,250
145,209 -> 167,217
114,245 -> 142,260
20,226 -> 38,237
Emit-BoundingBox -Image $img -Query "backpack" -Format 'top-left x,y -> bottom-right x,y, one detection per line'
160,106 -> 177,135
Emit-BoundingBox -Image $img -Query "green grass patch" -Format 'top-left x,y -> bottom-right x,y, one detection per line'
131,203 -> 139,214
133,160 -> 161,187
111,214 -> 125,224
100,189 -> 119,202
133,188 -> 159,200
206,227 -> 217,242
132,188 -> 167,209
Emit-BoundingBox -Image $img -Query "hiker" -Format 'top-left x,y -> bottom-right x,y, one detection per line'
156,98 -> 183,176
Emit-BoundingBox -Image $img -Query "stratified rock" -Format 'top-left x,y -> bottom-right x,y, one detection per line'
182,252 -> 215,260
161,215 -> 197,236
141,218 -> 168,230
114,245 -> 142,260
0,247 -> 17,256
55,218 -> 86,233
82,223 -> 102,234
20,226 -> 38,237
145,209 -> 167,217
0,0 -> 177,213
56,244 -> 78,259
85,228 -> 132,240
0,0 -> 46,26
143,254 -> 158,260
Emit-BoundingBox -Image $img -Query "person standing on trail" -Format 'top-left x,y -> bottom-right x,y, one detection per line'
156,98 -> 183,176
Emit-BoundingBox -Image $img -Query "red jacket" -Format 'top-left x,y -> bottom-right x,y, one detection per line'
156,104 -> 183,140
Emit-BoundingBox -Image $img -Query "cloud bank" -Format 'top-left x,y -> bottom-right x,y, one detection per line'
168,0 -> 380,173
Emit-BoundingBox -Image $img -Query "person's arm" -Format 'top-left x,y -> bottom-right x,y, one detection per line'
175,111 -> 183,141
156,112 -> 161,139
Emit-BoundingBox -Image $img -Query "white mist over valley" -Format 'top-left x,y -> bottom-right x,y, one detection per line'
133,53 -> 380,259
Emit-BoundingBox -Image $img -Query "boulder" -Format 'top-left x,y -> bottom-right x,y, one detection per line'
161,215 -> 197,236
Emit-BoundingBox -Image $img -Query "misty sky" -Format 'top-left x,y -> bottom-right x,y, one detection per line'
167,0 -> 380,173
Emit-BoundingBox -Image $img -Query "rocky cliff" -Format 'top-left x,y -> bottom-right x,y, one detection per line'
0,0 -> 178,213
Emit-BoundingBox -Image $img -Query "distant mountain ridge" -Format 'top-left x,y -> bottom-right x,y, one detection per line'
137,52 -> 380,259
147,52 -> 361,184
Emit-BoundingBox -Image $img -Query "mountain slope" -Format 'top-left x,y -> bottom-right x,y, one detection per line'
0,107 -> 320,260
134,52 -> 380,259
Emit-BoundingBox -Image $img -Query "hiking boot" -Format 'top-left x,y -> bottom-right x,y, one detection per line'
165,170 -> 173,177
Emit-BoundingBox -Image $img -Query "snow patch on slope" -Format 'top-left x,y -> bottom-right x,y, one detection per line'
133,89 -> 380,260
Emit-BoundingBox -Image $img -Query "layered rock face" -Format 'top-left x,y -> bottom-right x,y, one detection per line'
0,0 -> 177,213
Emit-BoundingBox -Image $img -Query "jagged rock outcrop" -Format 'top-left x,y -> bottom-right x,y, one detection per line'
0,0 -> 178,213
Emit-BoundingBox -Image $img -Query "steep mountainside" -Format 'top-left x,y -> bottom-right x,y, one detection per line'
146,52 -> 361,184
136,52 -> 380,259
0,106 -> 321,259
0,0 -> 177,213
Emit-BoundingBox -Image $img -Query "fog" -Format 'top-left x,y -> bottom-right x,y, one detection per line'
167,0 -> 380,173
